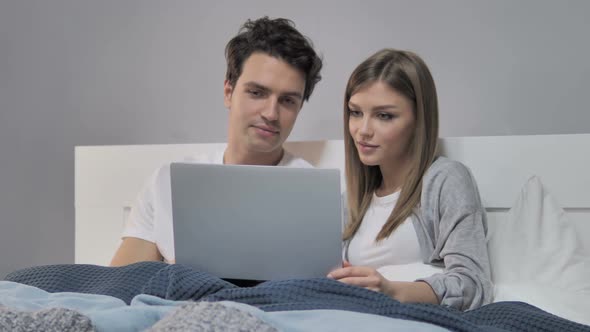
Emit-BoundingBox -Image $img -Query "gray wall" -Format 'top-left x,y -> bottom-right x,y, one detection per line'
1,0 -> 589,277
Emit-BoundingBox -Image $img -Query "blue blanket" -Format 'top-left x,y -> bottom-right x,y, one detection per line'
5,262 -> 589,332
0,280 -> 184,331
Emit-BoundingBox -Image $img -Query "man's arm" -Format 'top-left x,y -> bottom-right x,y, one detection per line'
110,237 -> 163,266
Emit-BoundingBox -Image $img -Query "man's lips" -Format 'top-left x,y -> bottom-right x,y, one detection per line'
252,125 -> 280,135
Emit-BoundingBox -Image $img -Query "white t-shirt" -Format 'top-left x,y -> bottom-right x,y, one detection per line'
346,191 -> 443,281
122,145 -> 312,263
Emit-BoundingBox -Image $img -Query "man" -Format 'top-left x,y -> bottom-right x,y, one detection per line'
110,17 -> 323,266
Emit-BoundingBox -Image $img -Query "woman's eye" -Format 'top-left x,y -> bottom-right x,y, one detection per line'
349,110 -> 362,117
377,113 -> 394,120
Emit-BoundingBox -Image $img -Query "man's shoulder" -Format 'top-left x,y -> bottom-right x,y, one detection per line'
147,146 -> 226,186
184,145 -> 226,165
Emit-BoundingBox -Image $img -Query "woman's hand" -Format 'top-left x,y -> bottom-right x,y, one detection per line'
327,261 -> 394,296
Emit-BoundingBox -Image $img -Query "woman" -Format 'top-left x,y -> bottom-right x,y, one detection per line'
327,49 -> 492,311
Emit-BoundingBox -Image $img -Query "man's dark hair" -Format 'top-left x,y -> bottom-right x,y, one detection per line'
225,17 -> 323,102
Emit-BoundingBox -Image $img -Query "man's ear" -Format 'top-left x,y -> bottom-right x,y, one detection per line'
223,80 -> 234,108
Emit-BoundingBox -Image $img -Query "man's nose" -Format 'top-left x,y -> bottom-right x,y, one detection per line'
261,98 -> 279,121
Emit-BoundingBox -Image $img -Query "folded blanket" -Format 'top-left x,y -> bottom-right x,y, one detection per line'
5,262 -> 590,332
4,262 -> 169,304
220,301 -> 453,332
147,302 -> 277,332
0,306 -> 95,332
0,281 -> 184,331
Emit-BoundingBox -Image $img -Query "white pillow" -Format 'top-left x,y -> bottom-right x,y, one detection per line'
487,176 -> 590,325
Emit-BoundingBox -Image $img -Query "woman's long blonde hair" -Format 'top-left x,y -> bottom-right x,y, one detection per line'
343,49 -> 439,241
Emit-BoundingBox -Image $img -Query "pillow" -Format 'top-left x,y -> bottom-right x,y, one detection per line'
487,176 -> 590,325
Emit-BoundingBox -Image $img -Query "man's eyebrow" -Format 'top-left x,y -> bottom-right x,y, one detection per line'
244,81 -> 303,100
244,82 -> 271,93
283,91 -> 303,100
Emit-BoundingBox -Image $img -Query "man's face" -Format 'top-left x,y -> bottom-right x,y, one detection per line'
224,52 -> 306,155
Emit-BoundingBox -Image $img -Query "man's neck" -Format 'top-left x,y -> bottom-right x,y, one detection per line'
223,145 -> 284,166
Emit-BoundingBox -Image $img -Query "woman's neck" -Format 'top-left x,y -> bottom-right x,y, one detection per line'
377,157 -> 411,197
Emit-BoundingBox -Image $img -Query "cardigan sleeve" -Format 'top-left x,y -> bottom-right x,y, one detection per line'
415,159 -> 493,310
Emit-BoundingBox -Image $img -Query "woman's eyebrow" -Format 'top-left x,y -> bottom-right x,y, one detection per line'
348,101 -> 398,111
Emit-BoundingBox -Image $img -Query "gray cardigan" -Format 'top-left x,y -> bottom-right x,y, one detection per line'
413,156 -> 493,310
344,156 -> 493,311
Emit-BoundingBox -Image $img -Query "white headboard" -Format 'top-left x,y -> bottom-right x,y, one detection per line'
75,134 -> 590,265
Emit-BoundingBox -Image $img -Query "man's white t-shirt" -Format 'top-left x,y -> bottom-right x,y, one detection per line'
346,191 -> 443,281
121,145 -> 312,263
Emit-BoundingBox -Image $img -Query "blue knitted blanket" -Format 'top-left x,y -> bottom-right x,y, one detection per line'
4,262 -> 589,332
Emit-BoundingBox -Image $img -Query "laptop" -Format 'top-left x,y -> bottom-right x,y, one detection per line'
170,162 -> 343,282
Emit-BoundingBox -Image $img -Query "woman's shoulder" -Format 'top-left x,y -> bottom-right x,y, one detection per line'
422,156 -> 481,206
424,156 -> 473,183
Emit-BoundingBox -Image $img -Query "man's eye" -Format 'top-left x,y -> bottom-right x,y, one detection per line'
247,89 -> 262,97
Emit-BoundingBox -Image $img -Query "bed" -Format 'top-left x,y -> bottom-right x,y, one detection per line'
2,134 -> 589,331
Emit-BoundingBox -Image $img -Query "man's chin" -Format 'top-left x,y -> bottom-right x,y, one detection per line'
248,139 -> 283,154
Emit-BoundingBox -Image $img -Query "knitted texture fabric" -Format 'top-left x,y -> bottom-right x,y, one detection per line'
0,306 -> 95,332
147,302 -> 277,332
5,262 -> 590,332
4,262 -> 168,304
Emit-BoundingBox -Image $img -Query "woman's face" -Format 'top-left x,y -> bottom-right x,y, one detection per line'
348,81 -> 416,168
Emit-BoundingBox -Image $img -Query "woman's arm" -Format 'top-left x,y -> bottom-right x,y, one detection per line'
387,281 -> 438,304
328,263 -> 438,304
416,158 -> 493,310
